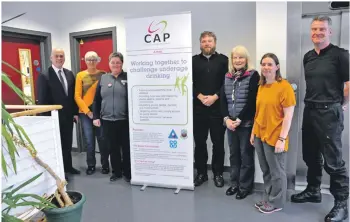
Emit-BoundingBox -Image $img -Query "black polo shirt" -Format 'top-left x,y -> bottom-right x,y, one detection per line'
303,43 -> 349,104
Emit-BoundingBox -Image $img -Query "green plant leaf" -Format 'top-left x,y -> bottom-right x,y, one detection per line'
2,103 -> 14,136
2,12 -> 26,25
2,61 -> 27,77
2,153 -> 9,177
2,61 -> 34,103
1,213 -> 23,222
12,194 -> 57,209
2,199 -> 15,208
9,121 -> 35,153
1,73 -> 27,102
2,125 -> 17,174
10,173 -> 43,195
2,113 -> 21,157
2,185 -> 15,193
2,207 -> 10,213
3,106 -> 24,145
13,201 -> 53,209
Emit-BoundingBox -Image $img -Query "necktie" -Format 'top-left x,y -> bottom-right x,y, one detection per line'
58,70 -> 67,95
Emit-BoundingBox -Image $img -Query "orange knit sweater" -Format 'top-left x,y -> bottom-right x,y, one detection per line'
74,70 -> 105,114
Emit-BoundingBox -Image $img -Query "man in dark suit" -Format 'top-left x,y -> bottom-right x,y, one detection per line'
36,48 -> 81,177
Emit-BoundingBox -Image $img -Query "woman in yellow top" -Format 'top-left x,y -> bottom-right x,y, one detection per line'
250,53 -> 296,214
75,51 -> 109,175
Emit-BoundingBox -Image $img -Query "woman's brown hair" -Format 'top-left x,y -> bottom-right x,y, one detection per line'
259,53 -> 283,85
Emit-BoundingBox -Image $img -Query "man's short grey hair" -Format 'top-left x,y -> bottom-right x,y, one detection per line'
312,15 -> 332,26
109,52 -> 124,63
200,31 -> 217,42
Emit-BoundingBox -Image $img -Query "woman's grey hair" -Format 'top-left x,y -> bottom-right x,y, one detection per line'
109,52 -> 124,63
85,51 -> 99,60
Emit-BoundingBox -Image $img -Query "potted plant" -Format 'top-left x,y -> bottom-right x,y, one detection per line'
2,62 -> 87,222
2,15 -> 86,219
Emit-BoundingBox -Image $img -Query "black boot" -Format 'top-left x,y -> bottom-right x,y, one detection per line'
324,200 -> 348,222
291,186 -> 322,203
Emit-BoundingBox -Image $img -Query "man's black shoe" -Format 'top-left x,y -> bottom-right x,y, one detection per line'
101,168 -> 110,174
110,174 -> 122,182
236,190 -> 252,200
86,166 -> 95,175
67,167 -> 81,175
291,186 -> 322,203
123,176 -> 131,183
214,174 -> 224,188
194,174 -> 208,186
226,186 -> 239,196
325,200 -> 348,222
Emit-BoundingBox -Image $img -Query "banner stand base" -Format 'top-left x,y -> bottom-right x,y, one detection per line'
140,184 -> 147,191
174,187 -> 181,194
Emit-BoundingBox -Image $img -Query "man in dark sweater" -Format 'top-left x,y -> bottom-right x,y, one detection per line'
192,31 -> 228,187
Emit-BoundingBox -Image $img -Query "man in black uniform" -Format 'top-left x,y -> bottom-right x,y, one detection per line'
291,16 -> 349,222
192,31 -> 228,187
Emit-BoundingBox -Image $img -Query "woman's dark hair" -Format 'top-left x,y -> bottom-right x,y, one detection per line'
259,53 -> 282,85
109,52 -> 124,63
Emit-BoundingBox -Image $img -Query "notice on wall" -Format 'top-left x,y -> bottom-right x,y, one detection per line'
125,12 -> 193,190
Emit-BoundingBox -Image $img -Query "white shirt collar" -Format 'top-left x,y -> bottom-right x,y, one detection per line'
52,65 -> 64,74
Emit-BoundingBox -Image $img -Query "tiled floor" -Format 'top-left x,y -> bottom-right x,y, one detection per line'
67,152 -> 337,222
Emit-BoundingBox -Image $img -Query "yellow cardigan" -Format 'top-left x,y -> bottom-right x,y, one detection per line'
74,70 -> 105,114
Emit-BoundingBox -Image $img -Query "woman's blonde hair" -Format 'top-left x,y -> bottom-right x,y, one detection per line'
229,45 -> 254,72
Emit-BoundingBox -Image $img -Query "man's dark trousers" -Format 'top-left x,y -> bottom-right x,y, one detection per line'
302,103 -> 349,200
194,107 -> 225,176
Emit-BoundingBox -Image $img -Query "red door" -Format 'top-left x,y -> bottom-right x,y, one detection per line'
79,35 -> 113,72
2,36 -> 41,112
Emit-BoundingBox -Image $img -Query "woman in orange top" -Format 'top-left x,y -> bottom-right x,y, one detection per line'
250,53 -> 296,214
75,51 -> 109,175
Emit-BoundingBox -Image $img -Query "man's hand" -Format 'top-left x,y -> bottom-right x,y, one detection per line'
197,93 -> 208,104
73,115 -> 79,123
203,94 -> 219,107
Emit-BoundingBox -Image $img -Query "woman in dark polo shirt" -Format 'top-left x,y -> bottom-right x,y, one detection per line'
93,52 -> 131,182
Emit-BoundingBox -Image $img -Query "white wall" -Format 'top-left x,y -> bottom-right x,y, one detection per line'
256,2 -> 287,77
2,1 -> 256,167
1,2 -> 64,49
58,2 -> 256,70
255,2 -> 287,183
2,2 -> 256,70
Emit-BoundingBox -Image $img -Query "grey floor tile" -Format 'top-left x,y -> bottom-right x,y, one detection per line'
67,153 -> 335,222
